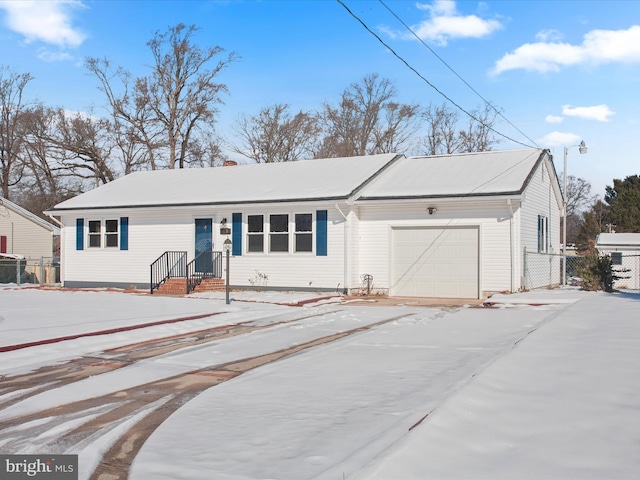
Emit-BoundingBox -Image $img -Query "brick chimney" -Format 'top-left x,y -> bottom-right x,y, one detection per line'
223,160 -> 238,167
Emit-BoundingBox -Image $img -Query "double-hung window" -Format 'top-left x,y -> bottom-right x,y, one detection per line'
105,220 -> 119,247
269,214 -> 289,252
295,213 -> 313,252
88,220 -> 102,248
247,215 -> 264,253
88,219 -> 119,248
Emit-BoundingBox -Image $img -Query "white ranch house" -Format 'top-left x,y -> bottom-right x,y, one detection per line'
47,148 -> 563,299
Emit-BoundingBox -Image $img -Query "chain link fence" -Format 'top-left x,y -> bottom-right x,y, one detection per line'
0,257 -> 60,285
523,249 -> 640,294
610,254 -> 640,293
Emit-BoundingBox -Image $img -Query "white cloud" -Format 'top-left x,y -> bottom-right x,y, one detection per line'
412,0 -> 502,46
538,131 -> 582,147
535,29 -> 563,43
37,49 -> 74,62
545,115 -> 564,124
562,104 -> 615,122
493,25 -> 640,74
0,0 -> 86,48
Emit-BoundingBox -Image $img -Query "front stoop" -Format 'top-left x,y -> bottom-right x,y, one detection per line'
154,277 -> 226,296
194,278 -> 225,293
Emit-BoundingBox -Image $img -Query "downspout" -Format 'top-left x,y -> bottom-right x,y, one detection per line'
46,213 -> 64,285
335,204 -> 349,295
507,199 -> 515,293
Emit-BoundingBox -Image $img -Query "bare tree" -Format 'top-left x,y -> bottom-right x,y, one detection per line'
0,66 -> 33,199
317,74 -> 417,158
146,24 -> 236,168
420,102 -> 499,155
230,104 -> 320,163
85,58 -> 164,172
86,24 -> 235,170
421,102 -> 460,155
373,102 -> 420,154
559,174 -> 598,244
458,103 -> 499,152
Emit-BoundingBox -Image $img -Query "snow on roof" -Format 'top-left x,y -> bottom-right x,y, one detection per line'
358,148 -> 547,200
596,233 -> 640,247
50,154 -> 401,211
0,197 -> 60,234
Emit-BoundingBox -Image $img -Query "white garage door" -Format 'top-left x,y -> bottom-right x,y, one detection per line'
391,227 -> 479,298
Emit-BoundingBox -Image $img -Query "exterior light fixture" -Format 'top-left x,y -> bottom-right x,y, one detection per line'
428,207 -> 437,215
220,218 -> 231,236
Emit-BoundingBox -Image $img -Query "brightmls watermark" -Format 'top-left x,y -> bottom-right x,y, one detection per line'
1,455 -> 77,479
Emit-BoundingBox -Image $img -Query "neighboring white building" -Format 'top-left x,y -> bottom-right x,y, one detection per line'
47,148 -> 563,299
596,233 -> 640,291
0,196 -> 59,258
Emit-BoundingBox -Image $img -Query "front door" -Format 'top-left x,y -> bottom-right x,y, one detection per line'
195,218 -> 213,272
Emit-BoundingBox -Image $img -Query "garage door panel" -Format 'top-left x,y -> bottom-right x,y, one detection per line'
392,227 -> 478,298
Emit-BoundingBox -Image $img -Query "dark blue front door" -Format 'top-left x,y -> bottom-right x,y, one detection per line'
195,218 -> 213,272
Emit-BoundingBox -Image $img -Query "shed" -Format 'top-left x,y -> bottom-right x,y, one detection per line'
596,233 -> 640,290
47,148 -> 563,298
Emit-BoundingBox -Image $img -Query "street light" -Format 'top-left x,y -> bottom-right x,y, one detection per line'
223,238 -> 232,304
562,140 -> 587,285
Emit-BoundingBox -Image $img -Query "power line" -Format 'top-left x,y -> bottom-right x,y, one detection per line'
336,0 -> 536,149
378,0 -> 539,148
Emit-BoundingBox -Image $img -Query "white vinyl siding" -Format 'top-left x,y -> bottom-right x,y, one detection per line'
0,207 -> 56,258
520,158 -> 562,255
61,205 -> 345,290
357,202 -> 513,298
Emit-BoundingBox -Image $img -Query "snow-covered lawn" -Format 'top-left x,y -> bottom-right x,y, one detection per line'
1,286 -> 639,479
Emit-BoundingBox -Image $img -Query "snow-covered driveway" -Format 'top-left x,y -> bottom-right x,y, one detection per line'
2,287 -> 639,480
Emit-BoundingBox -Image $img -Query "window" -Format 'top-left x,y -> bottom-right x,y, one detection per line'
611,252 -> 623,265
295,213 -> 312,252
270,214 -> 289,252
105,219 -> 119,247
88,220 -> 101,248
537,215 -> 549,253
247,215 -> 264,252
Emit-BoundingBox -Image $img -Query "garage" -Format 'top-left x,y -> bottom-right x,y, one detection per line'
391,227 -> 479,298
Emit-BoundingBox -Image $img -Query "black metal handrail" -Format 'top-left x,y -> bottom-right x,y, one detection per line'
186,251 -> 222,294
150,251 -> 187,294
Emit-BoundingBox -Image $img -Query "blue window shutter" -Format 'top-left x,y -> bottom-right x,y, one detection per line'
232,213 -> 242,256
76,218 -> 84,250
316,210 -> 328,256
537,215 -> 542,252
120,217 -> 129,250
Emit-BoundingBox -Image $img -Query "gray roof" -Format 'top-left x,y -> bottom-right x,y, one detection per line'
50,154 -> 401,211
359,148 -> 547,200
0,197 -> 60,234
49,148 -> 550,212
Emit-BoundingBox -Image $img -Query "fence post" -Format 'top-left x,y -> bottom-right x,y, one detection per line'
16,257 -> 20,286
522,246 -> 527,290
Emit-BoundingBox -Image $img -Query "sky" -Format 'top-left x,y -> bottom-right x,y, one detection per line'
1,287 -> 639,479
0,0 -> 639,200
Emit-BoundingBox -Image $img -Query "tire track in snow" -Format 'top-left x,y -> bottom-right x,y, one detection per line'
0,309 -> 414,480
